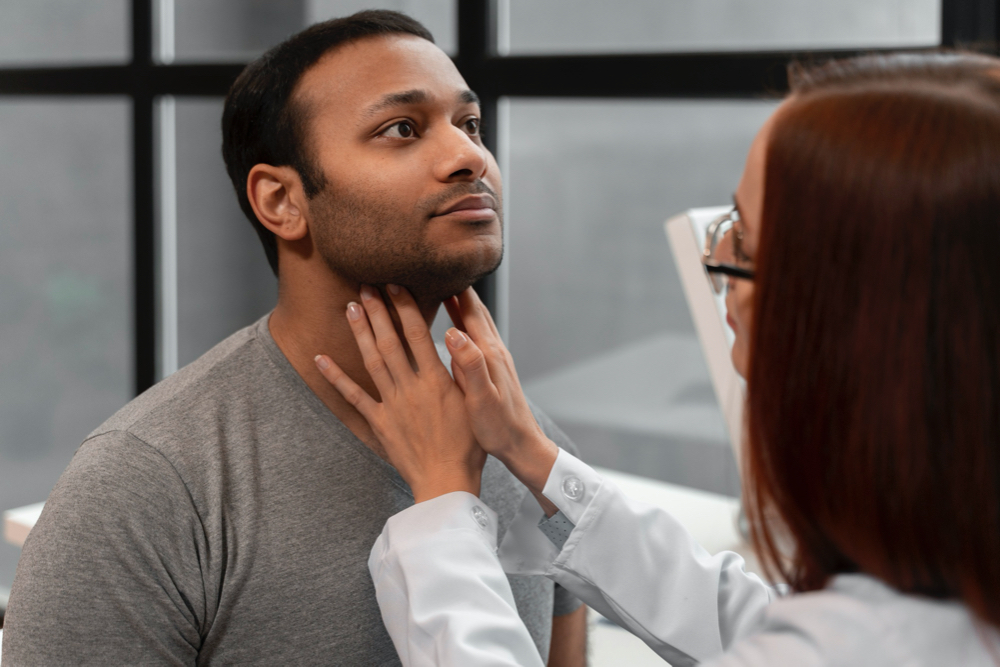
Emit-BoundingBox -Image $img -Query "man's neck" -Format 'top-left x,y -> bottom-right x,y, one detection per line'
267,272 -> 441,461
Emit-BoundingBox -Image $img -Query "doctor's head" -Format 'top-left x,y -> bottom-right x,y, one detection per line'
222,11 -> 503,307
734,52 -> 1000,628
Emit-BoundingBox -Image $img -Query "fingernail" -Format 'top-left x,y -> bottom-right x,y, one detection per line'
347,302 -> 362,321
314,355 -> 330,370
446,328 -> 467,349
387,284 -> 400,295
359,285 -> 375,301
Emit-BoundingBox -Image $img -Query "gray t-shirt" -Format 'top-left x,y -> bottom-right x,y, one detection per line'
3,315 -> 580,665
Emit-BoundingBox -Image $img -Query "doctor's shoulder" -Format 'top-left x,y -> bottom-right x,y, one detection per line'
708,573 -> 999,667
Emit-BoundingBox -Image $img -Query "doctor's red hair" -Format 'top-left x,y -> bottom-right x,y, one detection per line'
743,53 -> 1000,630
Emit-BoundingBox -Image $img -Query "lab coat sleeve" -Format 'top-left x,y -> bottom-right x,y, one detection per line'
370,451 -> 778,667
501,450 -> 778,667
368,492 -> 545,667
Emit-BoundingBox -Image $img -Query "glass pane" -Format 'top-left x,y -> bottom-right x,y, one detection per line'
504,0 -> 940,54
508,98 -> 779,495
0,0 -> 129,65
170,0 -> 455,63
0,99 -> 132,591
308,1 -> 456,55
173,99 -> 278,368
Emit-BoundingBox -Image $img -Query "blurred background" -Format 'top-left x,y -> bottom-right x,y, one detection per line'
0,0 -> 974,621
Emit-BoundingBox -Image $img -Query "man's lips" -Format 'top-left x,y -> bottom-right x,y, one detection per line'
433,194 -> 498,219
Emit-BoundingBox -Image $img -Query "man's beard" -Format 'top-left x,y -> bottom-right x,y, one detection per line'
309,180 -> 504,306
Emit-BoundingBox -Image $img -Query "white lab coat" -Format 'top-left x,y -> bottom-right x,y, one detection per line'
369,450 -> 999,666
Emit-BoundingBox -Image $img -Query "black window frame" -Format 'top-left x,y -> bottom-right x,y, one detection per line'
0,0 -> 994,396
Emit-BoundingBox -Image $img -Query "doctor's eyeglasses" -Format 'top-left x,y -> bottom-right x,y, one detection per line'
702,207 -> 755,295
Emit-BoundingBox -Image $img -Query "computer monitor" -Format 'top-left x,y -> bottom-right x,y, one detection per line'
665,207 -> 745,465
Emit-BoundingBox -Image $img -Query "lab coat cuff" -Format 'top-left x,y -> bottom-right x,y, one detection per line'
381,492 -> 500,555
541,449 -> 604,527
497,451 -> 606,576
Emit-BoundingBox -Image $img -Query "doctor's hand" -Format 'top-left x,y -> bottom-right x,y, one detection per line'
314,284 -> 486,504
443,288 -> 560,500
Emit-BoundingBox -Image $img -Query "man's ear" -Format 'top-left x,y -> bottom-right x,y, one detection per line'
246,164 -> 309,241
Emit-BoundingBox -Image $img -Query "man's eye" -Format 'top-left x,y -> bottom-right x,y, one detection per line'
463,117 -> 480,135
382,121 -> 416,139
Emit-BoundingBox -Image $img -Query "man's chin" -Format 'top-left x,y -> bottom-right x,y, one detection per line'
408,272 -> 496,306
403,252 -> 503,306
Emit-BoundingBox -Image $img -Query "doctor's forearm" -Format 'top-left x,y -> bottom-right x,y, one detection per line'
493,431 -> 560,514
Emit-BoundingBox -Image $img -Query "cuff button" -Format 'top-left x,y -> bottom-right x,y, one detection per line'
471,505 -> 489,528
562,476 -> 584,501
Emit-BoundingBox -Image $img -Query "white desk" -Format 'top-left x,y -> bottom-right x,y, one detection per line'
3,503 -> 44,548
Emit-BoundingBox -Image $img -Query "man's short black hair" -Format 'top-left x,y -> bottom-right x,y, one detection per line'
221,10 -> 434,277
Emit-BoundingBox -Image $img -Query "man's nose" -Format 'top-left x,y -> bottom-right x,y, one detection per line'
433,124 -> 489,182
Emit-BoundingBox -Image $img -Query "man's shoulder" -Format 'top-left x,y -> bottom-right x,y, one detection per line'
478,399 -> 581,536
433,340 -> 578,459
89,317 -> 272,446
432,338 -> 580,522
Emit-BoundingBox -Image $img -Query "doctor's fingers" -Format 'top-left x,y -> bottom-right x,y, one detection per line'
455,288 -> 518,390
345,298 -> 397,398
457,287 -> 502,340
446,328 -> 500,410
358,285 -> 413,383
314,354 -> 382,424
384,285 -> 448,376
451,356 -> 468,394
443,295 -> 466,333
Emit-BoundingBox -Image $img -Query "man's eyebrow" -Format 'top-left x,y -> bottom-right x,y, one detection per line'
361,89 -> 429,120
360,89 -> 481,122
459,90 -> 480,107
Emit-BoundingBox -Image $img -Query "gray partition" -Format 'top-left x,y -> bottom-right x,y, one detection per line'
171,0 -> 456,62
0,0 -> 129,65
174,99 -> 278,367
505,0 -> 940,54
0,99 -> 132,590
507,99 -> 778,495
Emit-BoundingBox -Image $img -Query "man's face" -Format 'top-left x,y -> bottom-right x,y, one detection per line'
293,34 -> 503,304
